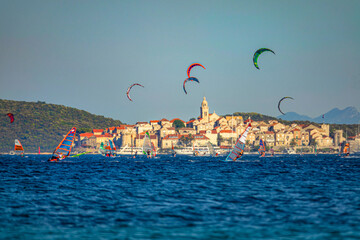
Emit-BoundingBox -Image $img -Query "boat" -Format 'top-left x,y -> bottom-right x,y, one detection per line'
48,127 -> 76,162
258,139 -> 266,157
225,123 -> 252,161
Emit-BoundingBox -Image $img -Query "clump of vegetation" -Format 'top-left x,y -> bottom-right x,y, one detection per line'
0,99 -> 123,152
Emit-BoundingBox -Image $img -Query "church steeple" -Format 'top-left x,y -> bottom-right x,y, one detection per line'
200,96 -> 209,122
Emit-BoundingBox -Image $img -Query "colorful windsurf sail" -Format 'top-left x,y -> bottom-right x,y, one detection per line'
14,139 -> 24,154
343,143 -> 350,155
207,142 -> 216,157
225,123 -> 252,161
142,132 -> 152,155
151,142 -> 156,157
49,127 -> 76,161
258,139 -> 266,157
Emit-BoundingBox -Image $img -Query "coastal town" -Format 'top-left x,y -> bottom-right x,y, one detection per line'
77,97 -> 360,154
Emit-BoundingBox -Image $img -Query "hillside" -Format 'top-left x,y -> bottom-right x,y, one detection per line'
278,107 -> 360,124
227,111 -> 359,139
0,99 -> 122,152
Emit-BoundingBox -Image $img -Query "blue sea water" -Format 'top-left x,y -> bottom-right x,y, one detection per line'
0,154 -> 360,239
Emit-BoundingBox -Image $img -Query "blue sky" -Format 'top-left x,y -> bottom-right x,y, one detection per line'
1,0 -> 359,124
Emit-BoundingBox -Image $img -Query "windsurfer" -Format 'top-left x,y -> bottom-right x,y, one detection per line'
147,149 -> 151,158
233,150 -> 244,161
133,151 -> 137,159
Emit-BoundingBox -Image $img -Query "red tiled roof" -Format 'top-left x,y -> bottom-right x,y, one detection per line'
187,119 -> 195,124
93,129 -> 103,133
220,130 -> 235,133
160,118 -> 169,122
199,130 -> 206,134
163,134 -> 181,140
80,133 -> 94,138
136,121 -> 149,125
265,131 -> 274,134
109,127 -> 116,130
150,120 -> 160,123
211,130 -> 217,134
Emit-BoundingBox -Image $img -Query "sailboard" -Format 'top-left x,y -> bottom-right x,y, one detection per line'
70,151 -> 91,158
225,123 -> 252,161
14,139 -> 24,156
48,127 -> 76,162
258,139 -> 266,157
142,132 -> 152,155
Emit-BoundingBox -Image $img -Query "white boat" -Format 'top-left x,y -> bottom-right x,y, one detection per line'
175,146 -> 211,156
116,145 -> 141,155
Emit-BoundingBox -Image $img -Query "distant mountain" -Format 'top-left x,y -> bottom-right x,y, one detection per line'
277,112 -> 313,122
278,107 -> 360,124
0,99 -> 123,152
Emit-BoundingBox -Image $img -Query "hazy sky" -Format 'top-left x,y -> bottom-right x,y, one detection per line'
1,0 -> 359,124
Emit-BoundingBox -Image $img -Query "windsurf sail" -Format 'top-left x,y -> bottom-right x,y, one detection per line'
343,143 -> 350,155
50,127 -> 76,160
207,142 -> 216,157
225,123 -> 252,161
258,139 -> 266,157
142,132 -> 152,155
151,142 -> 156,157
14,139 -> 24,154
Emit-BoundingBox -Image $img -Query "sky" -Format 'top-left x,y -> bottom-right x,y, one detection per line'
1,0 -> 359,124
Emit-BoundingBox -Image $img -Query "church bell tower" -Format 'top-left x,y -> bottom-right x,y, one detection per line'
200,96 -> 209,122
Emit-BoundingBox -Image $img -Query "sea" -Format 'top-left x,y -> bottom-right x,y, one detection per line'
0,154 -> 360,240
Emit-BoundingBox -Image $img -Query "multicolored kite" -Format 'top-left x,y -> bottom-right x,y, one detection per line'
126,83 -> 144,101
183,77 -> 200,94
253,48 -> 275,70
278,97 -> 294,115
6,113 -> 14,123
187,63 -> 206,78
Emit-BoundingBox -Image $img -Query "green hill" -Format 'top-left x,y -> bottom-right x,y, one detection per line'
0,99 -> 122,152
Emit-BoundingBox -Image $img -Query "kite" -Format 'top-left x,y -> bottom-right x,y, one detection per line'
278,97 -> 294,115
126,83 -> 144,101
187,63 -> 206,78
6,113 -> 14,123
253,48 -> 275,70
183,77 -> 200,94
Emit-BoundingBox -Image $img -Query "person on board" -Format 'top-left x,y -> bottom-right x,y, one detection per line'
233,150 -> 244,161
133,151 -> 137,159
147,149 -> 151,158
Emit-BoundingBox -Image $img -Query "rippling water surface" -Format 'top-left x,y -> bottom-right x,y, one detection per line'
1,154 -> 360,239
